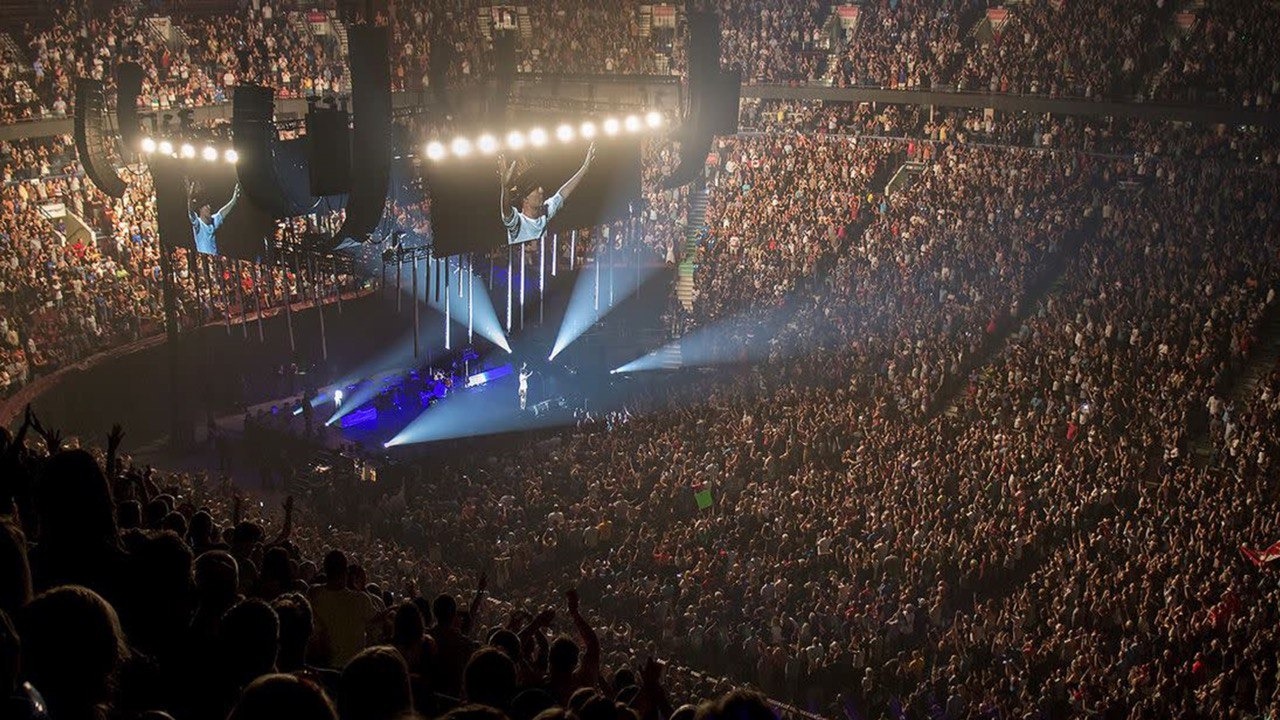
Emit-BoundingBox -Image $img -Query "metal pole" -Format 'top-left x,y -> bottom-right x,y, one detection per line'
445,255 -> 452,350
506,245 -> 513,332
312,255 -> 327,362
254,261 -> 264,343
570,230 -> 577,270
283,259 -> 295,353
467,254 -> 474,343
335,257 -> 343,315
519,241 -> 525,330
539,233 -> 545,324
412,254 -> 420,359
594,234 -> 600,320
551,232 -> 557,277
396,250 -> 403,314
219,256 -> 232,334
236,260 -> 248,338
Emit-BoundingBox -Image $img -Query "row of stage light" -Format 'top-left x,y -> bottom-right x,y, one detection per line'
424,110 -> 666,161
138,137 -> 239,164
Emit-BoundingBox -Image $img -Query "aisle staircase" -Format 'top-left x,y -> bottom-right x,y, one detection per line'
884,160 -> 925,197
1188,298 -> 1280,467
655,342 -> 682,369
330,13 -> 350,56
287,12 -> 316,47
675,186 -> 707,311
934,216 -> 1100,418
0,32 -> 27,70
516,6 -> 533,42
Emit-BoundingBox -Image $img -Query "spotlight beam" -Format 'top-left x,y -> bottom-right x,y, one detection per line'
549,245 -> 662,360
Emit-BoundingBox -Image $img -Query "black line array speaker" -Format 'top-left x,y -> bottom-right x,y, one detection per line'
306,106 -> 351,196
232,84 -> 290,217
336,25 -> 391,243
660,13 -> 741,189
74,78 -> 127,198
116,61 -> 145,156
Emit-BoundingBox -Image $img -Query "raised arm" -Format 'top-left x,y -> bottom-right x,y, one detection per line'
217,183 -> 242,219
187,179 -> 197,222
556,142 -> 596,201
565,589 -> 599,677
498,155 -> 516,224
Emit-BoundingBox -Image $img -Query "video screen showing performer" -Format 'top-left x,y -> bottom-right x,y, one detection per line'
499,142 -> 595,245
188,180 -> 242,255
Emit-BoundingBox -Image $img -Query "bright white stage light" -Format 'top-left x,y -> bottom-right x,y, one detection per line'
158,140 -> 174,155
645,110 -> 663,128
603,117 -> 621,135
179,143 -> 195,158
624,115 -> 642,133
506,130 -> 526,150
224,148 -> 239,163
477,134 -> 499,154
580,121 -> 597,139
556,124 -> 575,142
426,141 -> 447,161
140,137 -> 156,153
201,146 -> 218,161
451,137 -> 473,157
529,127 -> 548,146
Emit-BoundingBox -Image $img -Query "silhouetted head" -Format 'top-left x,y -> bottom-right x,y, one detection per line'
218,598 -> 279,685
339,646 -> 412,720
464,647 -> 517,711
271,592 -> 313,673
199,203 -> 213,223
18,585 -> 128,718
0,519 -> 32,616
37,450 -> 120,555
227,674 -> 337,720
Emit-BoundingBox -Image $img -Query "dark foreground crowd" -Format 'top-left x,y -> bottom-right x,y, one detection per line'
0,411 -> 787,720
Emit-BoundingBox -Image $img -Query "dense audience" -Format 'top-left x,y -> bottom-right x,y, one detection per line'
6,0 -> 1280,120
0,134 -> 364,398
216,135 -> 1279,720
4,5 -> 1280,719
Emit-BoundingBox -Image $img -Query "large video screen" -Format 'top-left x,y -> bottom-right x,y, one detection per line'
425,135 -> 641,258
152,155 -> 277,260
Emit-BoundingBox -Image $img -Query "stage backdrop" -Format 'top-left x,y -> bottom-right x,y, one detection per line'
425,134 -> 642,258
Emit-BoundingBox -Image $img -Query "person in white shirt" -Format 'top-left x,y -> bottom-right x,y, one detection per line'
499,143 -> 595,245
518,362 -> 532,410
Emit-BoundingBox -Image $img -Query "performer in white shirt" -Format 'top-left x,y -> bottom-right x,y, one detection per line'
518,362 -> 532,410
188,181 -> 241,255
499,143 -> 595,245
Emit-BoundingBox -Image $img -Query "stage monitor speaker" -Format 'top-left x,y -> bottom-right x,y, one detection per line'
116,62 -> 145,156
306,106 -> 351,195
336,25 -> 391,244
74,78 -> 127,198
231,84 -> 290,217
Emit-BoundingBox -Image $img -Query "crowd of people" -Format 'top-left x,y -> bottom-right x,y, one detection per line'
5,0 -> 1280,123
4,4 -> 1280,717
188,130 -> 1277,720
0,134 -> 366,399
